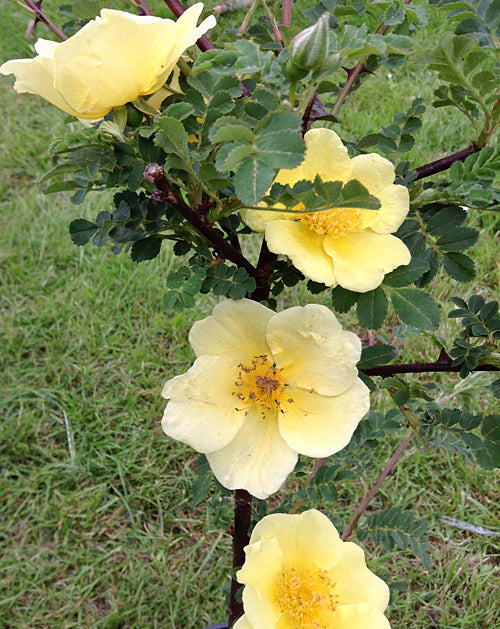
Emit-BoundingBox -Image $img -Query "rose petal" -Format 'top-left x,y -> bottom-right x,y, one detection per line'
189,299 -> 274,363
279,379 -> 370,457
325,231 -> 411,292
206,409 -> 297,499
161,355 -> 244,452
264,220 -> 337,286
267,304 -> 361,396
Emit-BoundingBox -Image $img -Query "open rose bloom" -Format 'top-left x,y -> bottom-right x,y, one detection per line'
234,509 -> 391,629
0,3 -> 215,119
241,128 -> 411,293
161,299 -> 369,499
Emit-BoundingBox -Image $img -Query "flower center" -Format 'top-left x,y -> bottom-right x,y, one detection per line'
296,202 -> 364,237
233,354 -> 291,414
275,567 -> 338,629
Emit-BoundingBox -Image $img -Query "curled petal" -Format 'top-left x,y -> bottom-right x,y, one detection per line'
369,184 -> 410,234
276,128 -> 352,185
329,542 -> 390,611
349,153 -> 397,196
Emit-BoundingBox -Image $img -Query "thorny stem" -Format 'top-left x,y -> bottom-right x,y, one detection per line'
414,142 -> 482,180
144,165 -> 257,279
23,0 -> 67,40
361,348 -> 499,378
342,431 -> 416,541
249,239 -> 278,302
282,0 -> 293,27
228,489 -> 252,628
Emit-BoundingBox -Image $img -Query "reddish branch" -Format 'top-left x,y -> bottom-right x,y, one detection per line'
282,0 -> 293,27
361,348 -> 499,378
342,431 -> 416,541
228,489 -> 252,628
23,0 -> 67,40
414,143 -> 481,180
144,165 -> 257,279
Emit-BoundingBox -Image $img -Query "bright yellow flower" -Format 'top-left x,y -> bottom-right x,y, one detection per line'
234,509 -> 391,629
161,299 -> 369,499
0,4 -> 215,119
241,128 -> 411,293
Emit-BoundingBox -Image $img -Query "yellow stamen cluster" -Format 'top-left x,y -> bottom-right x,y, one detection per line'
299,206 -> 364,237
275,567 -> 338,629
233,354 -> 290,414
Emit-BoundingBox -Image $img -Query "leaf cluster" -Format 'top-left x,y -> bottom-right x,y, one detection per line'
448,295 -> 500,378
163,249 -> 256,309
420,406 -> 500,470
399,202 -> 479,284
357,507 -> 431,566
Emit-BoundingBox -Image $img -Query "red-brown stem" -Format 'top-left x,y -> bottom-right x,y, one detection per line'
249,240 -> 278,301
228,489 -> 252,628
145,167 -> 258,278
307,457 -> 326,487
23,0 -> 67,40
331,0 -> 414,116
282,0 -> 293,27
136,0 -> 154,16
362,348 -> 499,378
162,0 -> 214,50
414,143 -> 481,180
342,431 -> 415,541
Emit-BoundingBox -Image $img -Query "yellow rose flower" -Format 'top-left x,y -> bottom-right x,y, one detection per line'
0,4 -> 215,119
240,128 -> 411,293
234,509 -> 391,629
161,299 -> 369,499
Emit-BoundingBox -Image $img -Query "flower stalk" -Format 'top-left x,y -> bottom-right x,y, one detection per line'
342,430 -> 416,541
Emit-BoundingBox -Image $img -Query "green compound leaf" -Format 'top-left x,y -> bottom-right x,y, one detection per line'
69,219 -> 98,246
357,287 -> 388,330
358,507 -> 431,566
192,49 -> 239,76
154,116 -> 189,162
436,226 -> 479,252
331,286 -> 360,313
383,256 -> 430,287
390,288 -> 441,329
131,236 -> 162,262
233,157 -> 276,205
358,344 -> 397,370
475,415 -> 500,470
442,251 -> 476,282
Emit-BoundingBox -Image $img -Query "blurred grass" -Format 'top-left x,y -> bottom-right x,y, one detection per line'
0,1 -> 499,628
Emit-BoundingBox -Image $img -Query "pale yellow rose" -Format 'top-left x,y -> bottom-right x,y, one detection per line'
161,299 -> 369,499
240,128 -> 411,293
235,509 -> 391,629
0,4 -> 215,119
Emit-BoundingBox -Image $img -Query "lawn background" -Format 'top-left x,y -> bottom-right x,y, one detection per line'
0,1 -> 498,627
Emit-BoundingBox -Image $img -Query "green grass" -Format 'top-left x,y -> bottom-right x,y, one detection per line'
1,1 -> 499,628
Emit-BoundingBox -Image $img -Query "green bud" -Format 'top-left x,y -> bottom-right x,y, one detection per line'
288,13 -> 330,73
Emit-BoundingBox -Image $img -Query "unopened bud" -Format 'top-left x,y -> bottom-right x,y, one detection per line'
286,13 -> 330,77
144,163 -> 164,183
